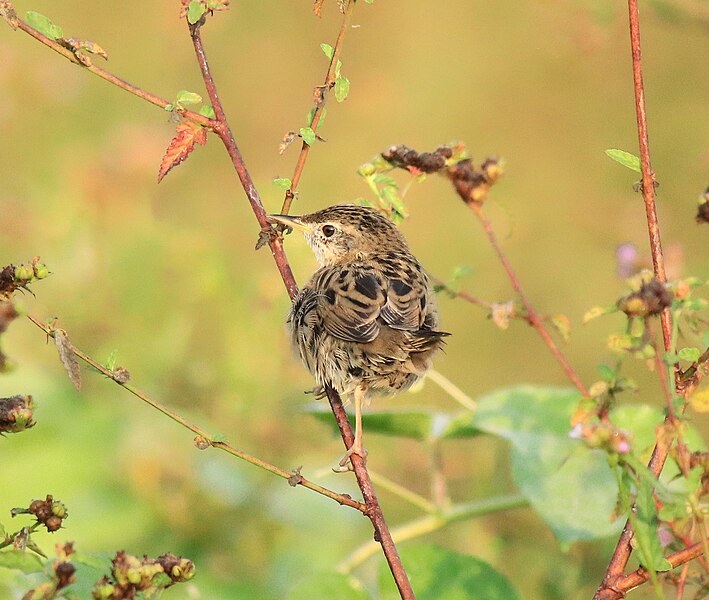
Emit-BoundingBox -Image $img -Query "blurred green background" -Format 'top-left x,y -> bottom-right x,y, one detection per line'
1,0 -> 708,598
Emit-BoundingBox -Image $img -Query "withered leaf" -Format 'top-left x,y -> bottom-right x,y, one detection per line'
157,121 -> 207,183
54,329 -> 81,390
278,131 -> 297,155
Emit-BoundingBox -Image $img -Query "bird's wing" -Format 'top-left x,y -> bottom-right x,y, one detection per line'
313,265 -> 427,343
312,267 -> 385,343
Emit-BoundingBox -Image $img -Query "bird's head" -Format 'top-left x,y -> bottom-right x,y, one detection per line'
268,204 -> 408,267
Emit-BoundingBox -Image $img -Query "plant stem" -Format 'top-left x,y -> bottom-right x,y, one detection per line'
12,17 -> 212,128
25,314 -> 365,512
280,0 -> 355,215
189,17 -> 415,599
469,203 -> 588,397
337,493 -> 528,573
425,369 -> 477,411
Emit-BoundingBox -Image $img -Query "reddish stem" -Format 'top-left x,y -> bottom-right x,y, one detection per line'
469,204 -> 588,397
325,386 -> 415,600
188,18 -> 415,599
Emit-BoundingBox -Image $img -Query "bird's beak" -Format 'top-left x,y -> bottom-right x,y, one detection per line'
267,214 -> 309,233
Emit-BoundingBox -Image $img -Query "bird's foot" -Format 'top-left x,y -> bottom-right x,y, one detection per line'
332,442 -> 368,473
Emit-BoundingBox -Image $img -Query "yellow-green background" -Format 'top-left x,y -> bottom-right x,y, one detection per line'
1,1 -> 707,598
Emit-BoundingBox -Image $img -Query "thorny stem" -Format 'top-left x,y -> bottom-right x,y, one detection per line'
597,2 -> 686,595
188,17 -> 415,599
468,203 -> 589,397
11,15 -> 212,129
26,314 -> 365,512
324,386 -> 416,600
188,21 -> 299,299
280,0 -> 355,215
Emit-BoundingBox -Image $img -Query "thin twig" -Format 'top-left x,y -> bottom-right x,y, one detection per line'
430,277 -> 492,311
188,17 -> 415,599
12,17 -> 213,129
280,0 -> 355,215
25,313 -> 365,512
468,203 -> 589,397
425,369 -> 477,412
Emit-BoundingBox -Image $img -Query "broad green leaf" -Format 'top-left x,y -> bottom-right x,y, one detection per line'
299,127 -> 316,146
199,104 -> 216,119
320,43 -> 334,60
379,544 -> 520,600
187,1 -> 206,24
0,549 -> 44,572
335,76 -> 350,102
633,477 -> 673,572
288,572 -> 369,600
472,386 -> 623,542
25,11 -> 63,39
176,90 -> 203,106
272,177 -> 292,190
605,148 -> 642,173
305,405 -> 480,441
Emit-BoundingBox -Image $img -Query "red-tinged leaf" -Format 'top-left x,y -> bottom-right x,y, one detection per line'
157,122 -> 207,183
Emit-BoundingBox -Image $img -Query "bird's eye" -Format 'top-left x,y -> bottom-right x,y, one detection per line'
322,224 -> 336,237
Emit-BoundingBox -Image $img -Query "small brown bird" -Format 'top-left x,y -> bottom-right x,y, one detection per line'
270,205 -> 449,469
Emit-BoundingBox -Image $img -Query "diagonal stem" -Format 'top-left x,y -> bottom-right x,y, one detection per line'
25,313 -> 365,512
189,17 -> 415,600
469,203 -> 588,397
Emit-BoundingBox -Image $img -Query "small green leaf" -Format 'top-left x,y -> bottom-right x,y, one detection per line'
633,477 -> 673,573
187,1 -> 206,24
272,177 -> 292,190
199,104 -> 216,119
677,347 -> 701,362
605,148 -> 642,173
25,11 -> 63,39
320,43 -> 334,60
164,104 -> 175,112
176,90 -> 203,106
334,59 -> 342,78
597,364 -> 616,384
583,304 -> 617,323
379,544 -> 521,600
334,76 -> 350,102
211,433 -> 228,443
104,349 -> 118,371
0,550 -> 44,573
364,0 -> 374,3
299,127 -> 316,146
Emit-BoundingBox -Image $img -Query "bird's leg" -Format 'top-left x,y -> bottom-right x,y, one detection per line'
334,383 -> 368,472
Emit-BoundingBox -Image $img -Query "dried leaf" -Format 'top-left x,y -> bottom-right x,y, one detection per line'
279,131 -> 298,155
313,0 -> 325,17
550,313 -> 571,343
0,2 -> 19,30
54,329 -> 81,390
157,121 -> 207,183
58,37 -> 109,63
490,301 -> 515,331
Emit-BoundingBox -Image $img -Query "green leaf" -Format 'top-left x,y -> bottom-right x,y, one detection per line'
175,90 -> 203,106
334,76 -> 350,102
633,477 -> 673,572
305,405 -> 481,441
272,177 -> 292,190
187,1 -> 206,24
605,148 -> 642,173
211,433 -> 228,443
364,0 -> 374,3
320,43 -> 334,60
0,549 -> 44,573
472,386 -> 624,543
299,127 -> 316,146
677,347 -> 701,362
306,107 -> 327,129
379,544 -> 520,600
25,11 -> 63,39
583,304 -> 618,323
199,104 -> 216,119
597,364 -> 616,384
288,572 -> 369,600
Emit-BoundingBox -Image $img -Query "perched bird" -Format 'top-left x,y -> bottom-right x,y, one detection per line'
269,205 -> 449,469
